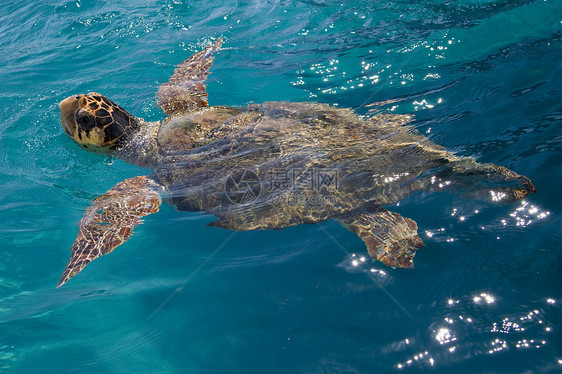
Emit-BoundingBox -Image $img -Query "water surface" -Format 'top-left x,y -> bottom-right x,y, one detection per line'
0,0 -> 561,372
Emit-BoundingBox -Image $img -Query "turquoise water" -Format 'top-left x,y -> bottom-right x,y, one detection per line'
1,0 -> 561,372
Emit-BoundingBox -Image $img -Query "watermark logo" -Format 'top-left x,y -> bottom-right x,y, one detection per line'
224,169 -> 262,204
265,168 -> 338,192
224,167 -> 338,205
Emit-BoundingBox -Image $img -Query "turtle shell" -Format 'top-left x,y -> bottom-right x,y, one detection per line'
150,101 -> 450,231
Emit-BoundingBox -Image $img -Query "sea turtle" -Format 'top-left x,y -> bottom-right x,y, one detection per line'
57,38 -> 535,287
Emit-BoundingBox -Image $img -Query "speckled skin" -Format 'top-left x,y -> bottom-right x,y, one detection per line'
57,176 -> 162,287
56,39 -> 536,287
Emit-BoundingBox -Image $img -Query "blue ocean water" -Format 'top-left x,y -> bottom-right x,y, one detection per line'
1,0 -> 561,372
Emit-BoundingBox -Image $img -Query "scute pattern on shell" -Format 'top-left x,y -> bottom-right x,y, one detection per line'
152,101 -> 534,232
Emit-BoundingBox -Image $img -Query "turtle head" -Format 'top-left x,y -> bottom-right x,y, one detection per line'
59,92 -> 141,153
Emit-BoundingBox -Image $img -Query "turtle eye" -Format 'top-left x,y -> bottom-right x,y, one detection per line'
75,112 -> 95,130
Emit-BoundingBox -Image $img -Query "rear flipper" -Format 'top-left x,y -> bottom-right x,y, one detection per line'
434,157 -> 536,202
336,208 -> 424,268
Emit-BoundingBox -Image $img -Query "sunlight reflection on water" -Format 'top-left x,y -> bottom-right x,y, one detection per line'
392,294 -> 559,370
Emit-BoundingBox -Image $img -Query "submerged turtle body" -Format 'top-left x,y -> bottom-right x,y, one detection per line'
154,104 -> 423,218
56,39 -> 536,287
150,102 -> 527,231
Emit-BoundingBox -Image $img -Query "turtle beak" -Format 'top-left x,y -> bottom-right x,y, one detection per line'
59,95 -> 81,137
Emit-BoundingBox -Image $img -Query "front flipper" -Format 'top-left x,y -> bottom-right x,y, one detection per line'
157,38 -> 223,115
336,208 -> 424,268
57,176 -> 163,287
